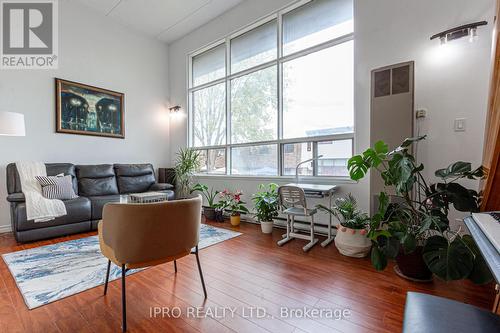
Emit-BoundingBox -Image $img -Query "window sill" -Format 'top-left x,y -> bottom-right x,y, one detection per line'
193,173 -> 357,185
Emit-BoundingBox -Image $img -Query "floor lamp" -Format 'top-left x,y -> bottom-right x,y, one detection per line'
0,112 -> 25,136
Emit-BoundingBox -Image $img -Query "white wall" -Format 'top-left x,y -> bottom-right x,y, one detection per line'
168,0 -> 495,227
0,1 -> 170,231
356,0 -> 494,226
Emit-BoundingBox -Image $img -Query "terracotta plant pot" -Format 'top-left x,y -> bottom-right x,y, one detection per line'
260,220 -> 273,234
395,246 -> 432,281
334,227 -> 371,258
203,206 -> 216,221
230,214 -> 241,226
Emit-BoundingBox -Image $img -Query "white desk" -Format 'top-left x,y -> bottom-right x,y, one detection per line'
285,183 -> 338,247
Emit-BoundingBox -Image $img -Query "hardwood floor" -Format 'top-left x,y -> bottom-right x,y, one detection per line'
0,220 -> 495,333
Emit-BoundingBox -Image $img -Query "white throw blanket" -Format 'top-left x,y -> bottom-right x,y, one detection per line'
16,161 -> 67,222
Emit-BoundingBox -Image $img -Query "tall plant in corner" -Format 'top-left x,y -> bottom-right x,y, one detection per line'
348,136 -> 491,283
174,148 -> 201,198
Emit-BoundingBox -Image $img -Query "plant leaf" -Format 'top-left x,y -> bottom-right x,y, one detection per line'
423,235 -> 474,281
362,141 -> 388,168
401,135 -> 427,147
348,155 -> 369,181
435,161 -> 472,179
437,183 -> 480,212
401,234 -> 417,254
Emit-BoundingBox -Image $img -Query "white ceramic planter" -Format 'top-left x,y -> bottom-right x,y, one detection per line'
260,220 -> 274,234
334,227 -> 372,258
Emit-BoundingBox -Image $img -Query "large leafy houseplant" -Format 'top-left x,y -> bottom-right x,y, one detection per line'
252,183 -> 279,233
252,183 -> 279,222
174,148 -> 201,198
348,136 -> 491,283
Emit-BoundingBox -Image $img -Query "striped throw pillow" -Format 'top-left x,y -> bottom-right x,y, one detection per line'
35,175 -> 78,200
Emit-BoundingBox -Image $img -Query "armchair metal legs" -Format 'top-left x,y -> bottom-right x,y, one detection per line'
193,245 -> 207,299
121,264 -> 127,332
104,260 -> 111,295
103,246 -> 207,332
103,261 -> 127,332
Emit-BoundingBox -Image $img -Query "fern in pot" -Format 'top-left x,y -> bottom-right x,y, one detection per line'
174,148 -> 201,199
252,183 -> 279,234
317,194 -> 371,257
348,136 -> 491,283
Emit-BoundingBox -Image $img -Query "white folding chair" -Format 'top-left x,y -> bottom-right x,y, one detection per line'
277,186 -> 318,252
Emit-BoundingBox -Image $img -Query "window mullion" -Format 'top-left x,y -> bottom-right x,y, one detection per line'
225,36 -> 231,175
277,9 -> 284,175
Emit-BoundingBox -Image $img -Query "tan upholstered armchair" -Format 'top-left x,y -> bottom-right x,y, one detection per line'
98,195 -> 205,332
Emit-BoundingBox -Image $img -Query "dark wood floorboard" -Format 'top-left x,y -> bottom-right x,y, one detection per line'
0,221 -> 495,333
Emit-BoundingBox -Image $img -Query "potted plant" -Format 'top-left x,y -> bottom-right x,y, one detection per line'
218,189 -> 249,226
174,148 -> 201,198
190,183 -> 220,221
317,194 -> 371,258
348,136 -> 491,283
252,183 -> 279,234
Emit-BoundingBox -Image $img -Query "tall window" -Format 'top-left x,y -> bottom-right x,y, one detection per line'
188,0 -> 353,177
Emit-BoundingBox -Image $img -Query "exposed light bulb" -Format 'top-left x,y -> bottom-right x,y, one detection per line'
440,35 -> 447,45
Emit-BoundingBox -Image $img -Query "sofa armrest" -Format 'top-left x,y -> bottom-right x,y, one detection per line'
7,193 -> 25,203
149,183 -> 174,191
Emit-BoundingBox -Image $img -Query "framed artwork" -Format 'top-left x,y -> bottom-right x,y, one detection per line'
55,78 -> 125,138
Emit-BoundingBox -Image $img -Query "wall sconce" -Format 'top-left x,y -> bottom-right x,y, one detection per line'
169,105 -> 181,115
430,21 -> 487,44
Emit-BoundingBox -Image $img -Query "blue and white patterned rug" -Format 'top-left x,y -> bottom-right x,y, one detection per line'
2,224 -> 241,309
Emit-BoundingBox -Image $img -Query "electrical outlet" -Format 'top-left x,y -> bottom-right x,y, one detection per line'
454,118 -> 466,132
415,109 -> 427,118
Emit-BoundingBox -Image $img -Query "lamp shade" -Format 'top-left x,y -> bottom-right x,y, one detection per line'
0,112 -> 25,136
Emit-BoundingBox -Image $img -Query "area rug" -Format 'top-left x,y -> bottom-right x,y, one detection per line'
2,224 -> 241,309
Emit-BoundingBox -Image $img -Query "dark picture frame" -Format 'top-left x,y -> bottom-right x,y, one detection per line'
55,78 -> 125,138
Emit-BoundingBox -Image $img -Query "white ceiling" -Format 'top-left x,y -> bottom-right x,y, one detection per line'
75,0 -> 244,44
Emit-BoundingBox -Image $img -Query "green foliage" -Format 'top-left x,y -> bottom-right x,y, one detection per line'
348,136 -> 491,284
317,193 -> 369,230
190,183 -> 219,207
252,183 -> 279,222
423,235 -> 474,281
174,148 -> 201,198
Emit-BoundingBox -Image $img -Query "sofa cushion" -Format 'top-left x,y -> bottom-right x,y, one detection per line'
88,195 -> 121,220
76,165 -> 118,196
36,175 -> 78,200
14,197 -> 91,231
46,163 -> 78,193
114,164 -> 156,194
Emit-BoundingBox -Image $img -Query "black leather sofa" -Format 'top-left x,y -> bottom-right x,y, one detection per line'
6,163 -> 175,242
